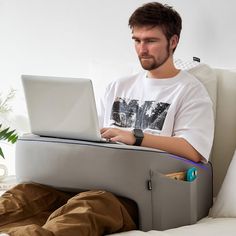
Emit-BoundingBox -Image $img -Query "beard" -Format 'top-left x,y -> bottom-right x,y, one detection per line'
139,52 -> 170,71
138,43 -> 171,71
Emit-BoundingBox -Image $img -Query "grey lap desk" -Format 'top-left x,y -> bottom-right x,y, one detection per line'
15,134 -> 213,231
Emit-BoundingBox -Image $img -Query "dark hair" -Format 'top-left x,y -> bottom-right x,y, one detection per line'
128,2 -> 182,41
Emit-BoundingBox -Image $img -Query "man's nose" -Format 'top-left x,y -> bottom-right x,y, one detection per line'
139,42 -> 148,54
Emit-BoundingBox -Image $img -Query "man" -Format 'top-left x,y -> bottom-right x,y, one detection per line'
100,2 -> 214,163
0,2 -> 214,236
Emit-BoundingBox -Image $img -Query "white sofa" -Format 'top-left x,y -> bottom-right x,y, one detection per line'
109,65 -> 236,235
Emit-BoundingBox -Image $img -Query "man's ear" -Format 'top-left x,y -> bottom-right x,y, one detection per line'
170,35 -> 179,51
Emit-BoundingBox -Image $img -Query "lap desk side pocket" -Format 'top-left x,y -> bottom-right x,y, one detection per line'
15,134 -> 212,231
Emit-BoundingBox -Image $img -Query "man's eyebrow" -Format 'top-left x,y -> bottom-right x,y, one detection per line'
132,36 -> 159,40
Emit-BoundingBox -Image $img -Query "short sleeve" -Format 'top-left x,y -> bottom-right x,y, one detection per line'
173,84 -> 214,162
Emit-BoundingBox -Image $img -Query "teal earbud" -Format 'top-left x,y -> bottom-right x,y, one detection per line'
186,167 -> 197,182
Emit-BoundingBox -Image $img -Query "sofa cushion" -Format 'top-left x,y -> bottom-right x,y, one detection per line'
188,64 -> 217,118
107,218 -> 236,236
209,149 -> 236,217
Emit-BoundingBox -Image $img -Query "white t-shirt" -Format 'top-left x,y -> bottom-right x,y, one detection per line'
99,70 -> 214,162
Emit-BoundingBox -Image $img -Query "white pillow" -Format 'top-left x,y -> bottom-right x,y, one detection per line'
209,149 -> 236,217
174,58 -> 200,70
188,64 -> 217,118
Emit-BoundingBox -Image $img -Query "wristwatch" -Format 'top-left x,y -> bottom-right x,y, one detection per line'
132,128 -> 144,146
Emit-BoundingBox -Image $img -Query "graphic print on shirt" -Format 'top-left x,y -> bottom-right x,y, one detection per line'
110,97 -> 170,131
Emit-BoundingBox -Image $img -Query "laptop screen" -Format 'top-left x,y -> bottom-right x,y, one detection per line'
21,75 -> 102,141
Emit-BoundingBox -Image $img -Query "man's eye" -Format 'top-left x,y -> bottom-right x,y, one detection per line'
134,39 -> 140,44
146,39 -> 157,43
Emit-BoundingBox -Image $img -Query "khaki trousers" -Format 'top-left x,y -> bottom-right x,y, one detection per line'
0,183 -> 137,236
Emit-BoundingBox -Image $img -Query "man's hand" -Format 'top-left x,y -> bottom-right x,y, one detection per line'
100,128 -> 136,145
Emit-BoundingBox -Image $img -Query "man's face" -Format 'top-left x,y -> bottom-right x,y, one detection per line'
132,26 -> 173,71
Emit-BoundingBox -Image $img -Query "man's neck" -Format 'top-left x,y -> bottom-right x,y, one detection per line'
147,58 -> 180,79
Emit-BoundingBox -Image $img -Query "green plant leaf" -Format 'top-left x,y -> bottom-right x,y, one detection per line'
0,125 -> 18,158
4,129 -> 15,140
0,147 -> 4,159
8,133 -> 18,144
0,128 -> 10,140
0,127 -> 18,141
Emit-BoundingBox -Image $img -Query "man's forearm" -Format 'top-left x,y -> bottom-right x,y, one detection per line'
141,133 -> 202,162
101,127 -> 202,162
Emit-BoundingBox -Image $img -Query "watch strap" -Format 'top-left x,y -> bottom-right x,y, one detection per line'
133,129 -> 144,146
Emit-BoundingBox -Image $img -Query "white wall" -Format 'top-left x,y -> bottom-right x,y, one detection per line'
1,0 -> 235,81
0,0 -> 235,173
1,0 -> 235,86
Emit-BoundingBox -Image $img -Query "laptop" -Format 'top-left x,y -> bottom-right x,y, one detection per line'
21,74 -> 106,142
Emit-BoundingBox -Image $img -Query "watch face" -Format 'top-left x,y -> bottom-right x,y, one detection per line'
133,129 -> 144,138
133,129 -> 144,146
